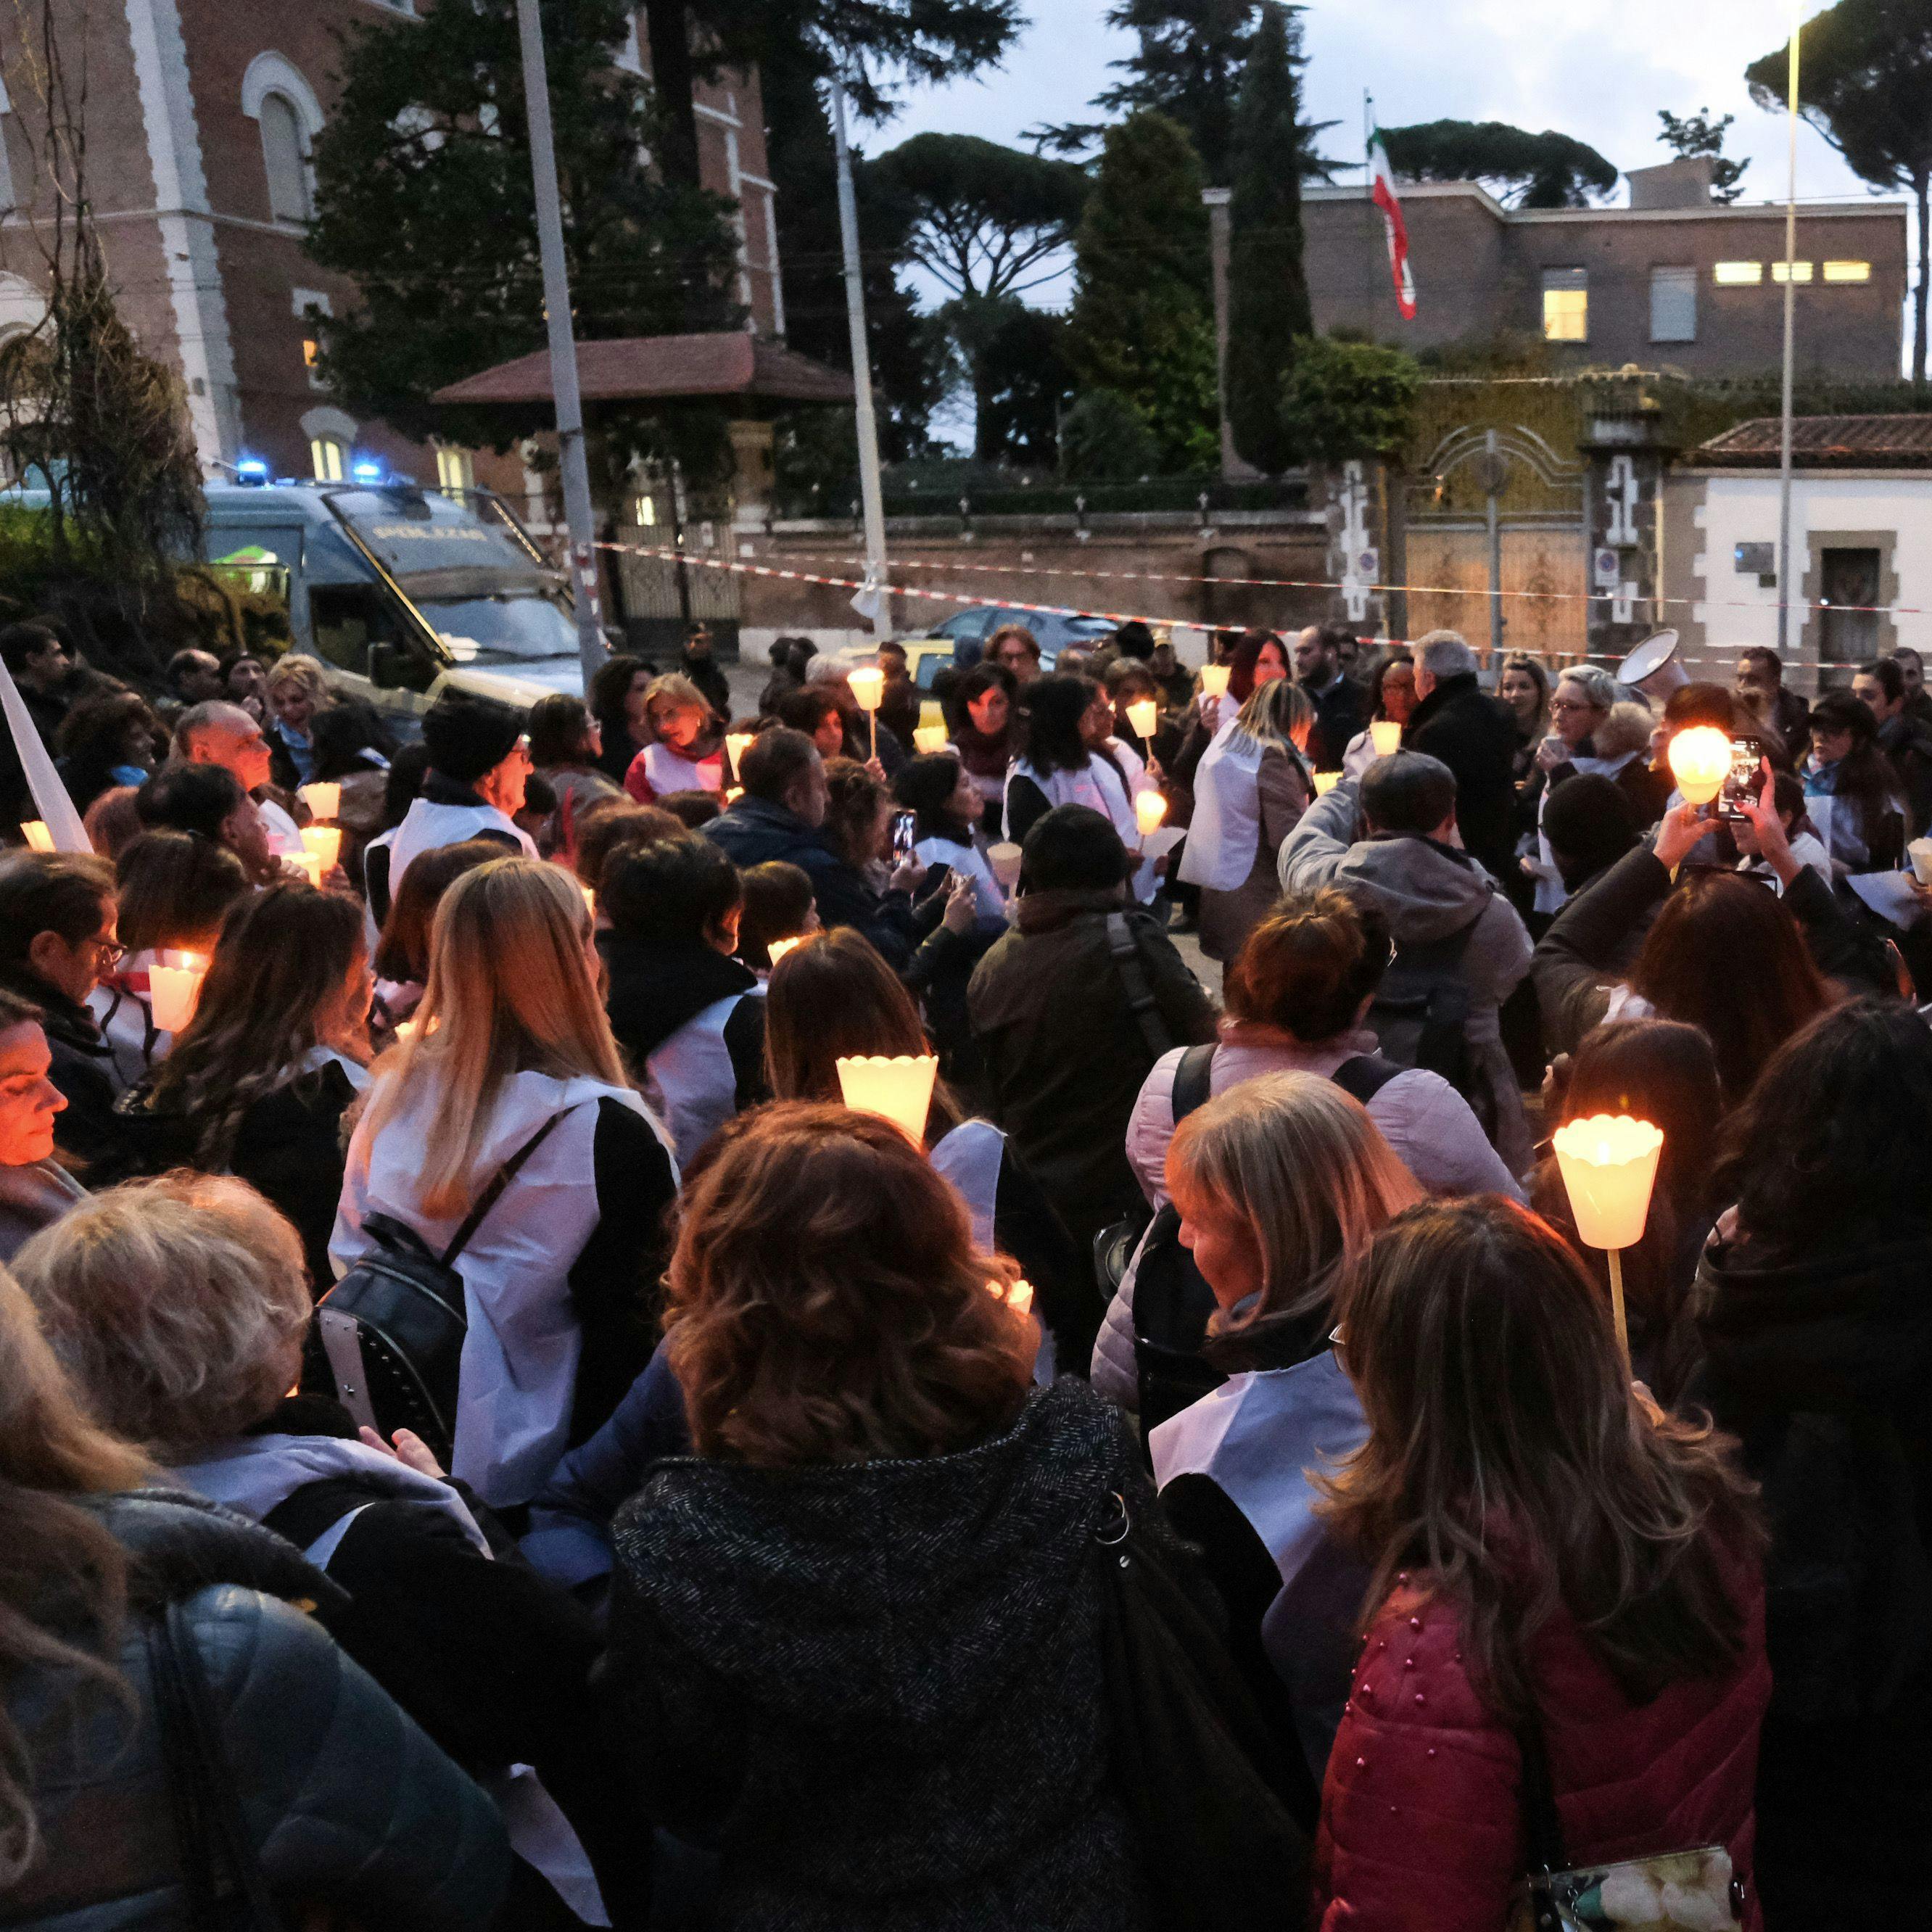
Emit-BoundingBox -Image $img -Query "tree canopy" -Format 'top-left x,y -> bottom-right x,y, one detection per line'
1380,120 -> 1619,208
1033,0 -> 1336,184
1279,336 -> 1421,464
1224,2 -> 1313,472
305,0 -> 740,472
1656,107 -> 1749,203
1746,0 -> 1932,380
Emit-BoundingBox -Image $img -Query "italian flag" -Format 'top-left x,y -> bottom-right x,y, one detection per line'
1370,133 -> 1417,321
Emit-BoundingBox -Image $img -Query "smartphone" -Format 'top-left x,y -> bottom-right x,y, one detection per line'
1718,735 -> 1764,822
891,809 -> 918,863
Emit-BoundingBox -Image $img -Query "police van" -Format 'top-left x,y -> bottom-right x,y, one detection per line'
202,466 -> 587,716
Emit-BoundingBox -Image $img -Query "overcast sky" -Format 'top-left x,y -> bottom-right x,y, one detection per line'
870,0 -> 1879,304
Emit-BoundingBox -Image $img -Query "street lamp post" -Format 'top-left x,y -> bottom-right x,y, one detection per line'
1776,11 -> 1801,668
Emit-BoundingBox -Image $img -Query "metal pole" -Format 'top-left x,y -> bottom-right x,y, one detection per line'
1776,11 -> 1801,666
830,73 -> 891,638
514,0 -> 606,689
1485,429 -> 1504,656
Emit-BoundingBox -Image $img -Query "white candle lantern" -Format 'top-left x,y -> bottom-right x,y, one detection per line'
986,841 -> 1023,889
1667,727 -> 1731,806
847,665 -> 884,759
835,1054 -> 938,1144
1313,772 -> 1340,796
1126,698 -> 1160,741
766,934 -> 806,965
300,825 -> 342,872
149,951 -> 209,1033
1552,1112 -> 1664,1366
1371,719 -> 1403,756
920,698 -> 945,732
1199,664 -> 1231,700
20,820 -> 54,851
913,724 -> 950,755
1135,792 -> 1167,837
299,781 -> 341,821
725,732 -> 756,781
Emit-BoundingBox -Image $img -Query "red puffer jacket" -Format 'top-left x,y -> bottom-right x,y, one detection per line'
1312,1566 -> 1770,1932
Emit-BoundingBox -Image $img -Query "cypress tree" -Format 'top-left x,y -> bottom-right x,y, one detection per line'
1224,3 -> 1314,473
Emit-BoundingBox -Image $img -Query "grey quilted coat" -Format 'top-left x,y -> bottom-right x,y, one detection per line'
608,1378 -> 1154,1932
4,1490 -> 508,1929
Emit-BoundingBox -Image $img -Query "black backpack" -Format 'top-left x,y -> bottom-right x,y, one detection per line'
1363,889 -> 1493,1122
1129,1045 -> 1401,1432
312,1112 -> 564,1461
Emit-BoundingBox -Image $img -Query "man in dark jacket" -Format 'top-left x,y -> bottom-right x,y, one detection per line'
0,851 -> 123,1168
1292,622 -> 1368,770
1854,656 -> 1932,833
0,621 -> 75,832
704,727 -> 922,967
1403,630 -> 1519,883
968,805 -> 1216,1255
678,624 -> 732,719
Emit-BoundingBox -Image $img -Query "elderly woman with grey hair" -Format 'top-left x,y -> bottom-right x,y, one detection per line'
1527,665 -> 1661,914
12,1172 -> 648,1925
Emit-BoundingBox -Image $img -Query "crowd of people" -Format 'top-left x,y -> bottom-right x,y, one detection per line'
0,603 -> 1928,1930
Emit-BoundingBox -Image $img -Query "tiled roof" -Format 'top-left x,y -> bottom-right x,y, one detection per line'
1694,413 -> 1932,468
432,333 -> 854,406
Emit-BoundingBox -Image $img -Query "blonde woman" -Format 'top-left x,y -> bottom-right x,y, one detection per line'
1146,1071 -> 1421,1754
1176,676 -> 1316,961
624,671 -> 727,801
331,858 -> 678,1509
263,653 -> 332,788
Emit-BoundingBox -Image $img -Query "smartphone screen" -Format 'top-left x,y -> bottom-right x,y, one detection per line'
1719,735 -> 1763,821
891,810 -> 918,862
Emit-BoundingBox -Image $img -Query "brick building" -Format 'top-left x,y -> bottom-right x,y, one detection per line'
0,1 -> 781,490
1301,159 -> 1908,379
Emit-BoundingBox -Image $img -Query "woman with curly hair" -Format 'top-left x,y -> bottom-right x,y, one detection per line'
112,880 -> 372,1285
607,1102 -> 1190,1931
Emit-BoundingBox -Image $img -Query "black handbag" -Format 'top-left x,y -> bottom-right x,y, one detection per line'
148,1599 -> 283,1929
1093,1490 -> 1311,1931
313,1112 -> 565,1462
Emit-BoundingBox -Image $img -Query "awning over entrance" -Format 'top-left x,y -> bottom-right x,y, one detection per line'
432,331 -> 854,408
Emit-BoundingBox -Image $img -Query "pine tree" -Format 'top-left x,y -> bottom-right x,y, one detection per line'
1224,4 -> 1313,472
1065,113 -> 1218,474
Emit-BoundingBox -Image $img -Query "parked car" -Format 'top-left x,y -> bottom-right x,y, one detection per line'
897,606 -> 1119,682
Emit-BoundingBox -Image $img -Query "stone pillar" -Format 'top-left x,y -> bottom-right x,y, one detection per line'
1580,402 -> 1675,663
728,418 -> 776,534
1324,460 -> 1390,634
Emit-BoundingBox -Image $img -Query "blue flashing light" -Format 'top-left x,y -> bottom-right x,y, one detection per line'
350,460 -> 384,484
235,458 -> 270,485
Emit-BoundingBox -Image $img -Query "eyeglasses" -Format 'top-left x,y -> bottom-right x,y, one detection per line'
83,936 -> 125,967
1548,698 -> 1601,716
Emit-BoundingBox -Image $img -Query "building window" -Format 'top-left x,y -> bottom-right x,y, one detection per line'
1541,268 -> 1588,342
1771,260 -> 1815,284
434,447 -> 474,493
260,92 -> 312,223
310,436 -> 346,482
1824,260 -> 1872,283
1819,547 -> 1882,665
1713,261 -> 1762,285
1650,265 -> 1697,343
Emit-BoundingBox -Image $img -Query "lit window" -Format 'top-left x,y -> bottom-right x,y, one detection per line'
310,436 -> 345,482
434,446 -> 474,492
1770,260 -> 1815,283
1713,261 -> 1762,285
635,495 -> 657,527
302,338 -> 319,370
1650,265 -> 1697,344
259,91 -> 312,223
1542,268 -> 1588,342
1824,260 -> 1872,283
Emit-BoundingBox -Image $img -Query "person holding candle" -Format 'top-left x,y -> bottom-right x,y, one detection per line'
598,835 -> 769,1170
735,860 -> 819,973
15,1172 -> 642,1925
1178,679 -> 1314,963
764,929 -> 1084,1363
624,672 -> 728,803
0,852 -> 124,1169
1338,648 -> 1417,783
1693,999 -> 1932,1927
91,830 -> 249,1086
333,859 -> 678,1512
1308,1194 -> 1768,1932
605,1103 -> 1181,1932
0,988 -> 85,1263
112,883 -> 373,1287
0,1244 -> 513,1930
388,690 -> 537,891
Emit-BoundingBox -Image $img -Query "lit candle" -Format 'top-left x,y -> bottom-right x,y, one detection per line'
300,825 -> 342,872
20,820 -> 54,851
835,1053 -> 938,1143
913,724 -> 950,755
582,885 -> 596,916
394,1018 -> 419,1045
298,781 -> 341,821
1666,726 -> 1731,806
149,951 -> 209,1033
1126,698 -> 1160,741
289,851 -> 323,888
767,934 -> 806,965
1199,664 -> 1231,700
986,841 -> 1023,888
988,1277 -> 1035,1316
725,732 -> 756,780
1313,772 -> 1340,795
1135,791 -> 1167,836
724,785 -> 743,805
920,698 -> 945,732
1551,1112 -> 1664,1365
1370,719 -> 1403,756
847,665 -> 886,711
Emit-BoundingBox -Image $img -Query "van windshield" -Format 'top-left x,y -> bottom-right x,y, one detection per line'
415,589 -> 579,665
